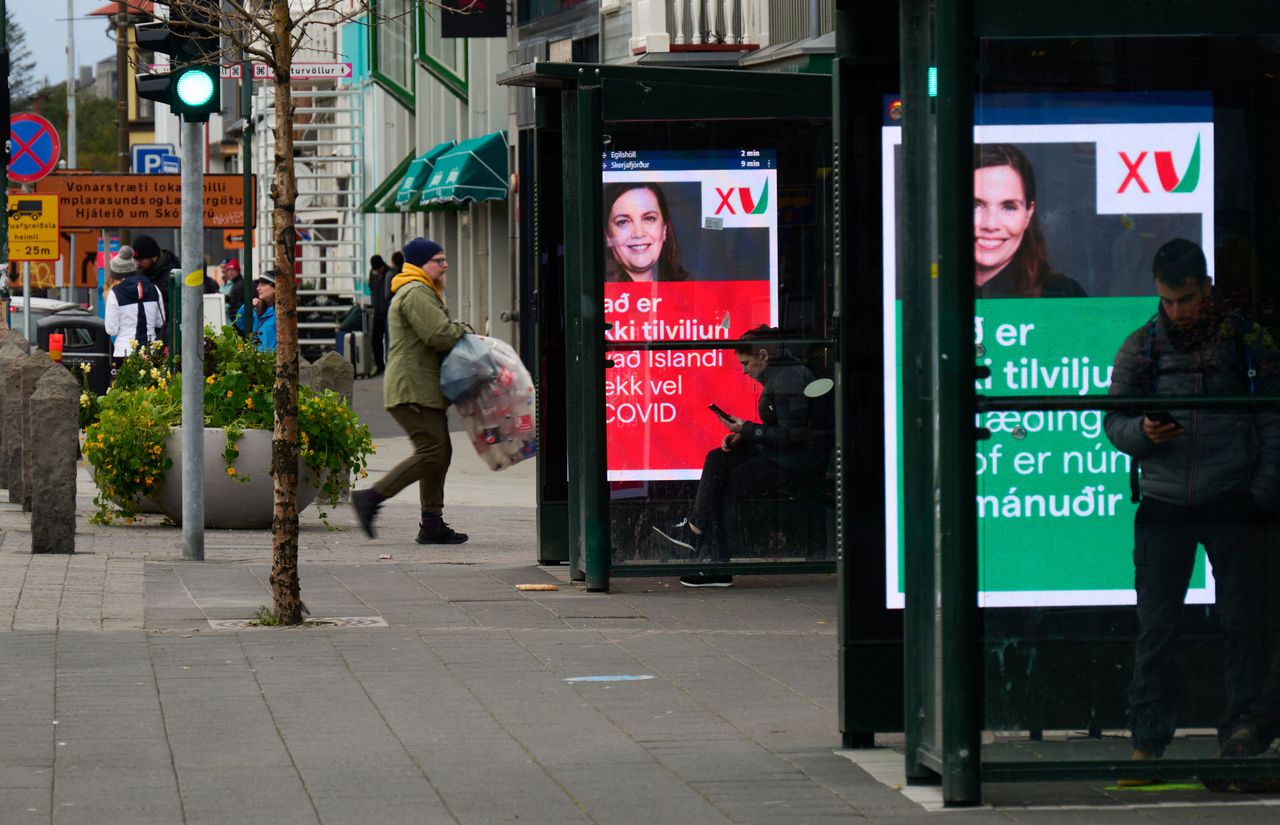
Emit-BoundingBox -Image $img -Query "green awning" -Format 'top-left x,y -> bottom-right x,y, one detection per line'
394,141 -> 456,210
361,151 -> 415,214
420,131 -> 509,207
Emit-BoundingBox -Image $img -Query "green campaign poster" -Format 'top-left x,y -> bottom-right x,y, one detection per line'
882,95 -> 1216,608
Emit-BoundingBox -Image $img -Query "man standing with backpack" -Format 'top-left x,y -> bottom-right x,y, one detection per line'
1104,238 -> 1280,780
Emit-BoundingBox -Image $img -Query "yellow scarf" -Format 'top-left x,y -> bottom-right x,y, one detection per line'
390,262 -> 445,303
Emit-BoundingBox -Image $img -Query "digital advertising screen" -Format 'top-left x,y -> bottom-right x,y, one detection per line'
602,149 -> 779,481
882,93 -> 1216,608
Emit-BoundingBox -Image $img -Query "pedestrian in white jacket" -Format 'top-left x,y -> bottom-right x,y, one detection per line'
104,246 -> 166,358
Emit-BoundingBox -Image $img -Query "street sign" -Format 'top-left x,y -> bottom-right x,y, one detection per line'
160,154 -> 181,174
8,114 -> 61,183
147,62 -> 354,80
252,62 -> 354,80
6,194 -> 60,261
132,143 -> 178,174
32,173 -> 255,229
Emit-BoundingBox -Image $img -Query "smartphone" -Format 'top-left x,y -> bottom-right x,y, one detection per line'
1144,409 -> 1181,428
708,403 -> 734,423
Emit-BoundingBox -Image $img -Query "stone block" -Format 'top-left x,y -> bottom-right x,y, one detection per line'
298,356 -> 314,393
19,350 -> 55,511
311,350 -> 353,405
2,349 -> 28,502
0,342 -> 28,487
31,367 -> 80,554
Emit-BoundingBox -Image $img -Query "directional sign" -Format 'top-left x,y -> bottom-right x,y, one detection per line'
7,194 -> 60,261
148,62 -> 354,81
132,143 -> 177,174
252,62 -> 354,80
8,114 -> 61,183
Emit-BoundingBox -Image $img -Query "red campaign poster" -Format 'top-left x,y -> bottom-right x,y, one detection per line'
605,280 -> 772,480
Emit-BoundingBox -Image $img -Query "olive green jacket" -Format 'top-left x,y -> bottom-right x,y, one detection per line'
383,275 -> 466,410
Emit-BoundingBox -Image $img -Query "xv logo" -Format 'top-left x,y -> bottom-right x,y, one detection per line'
1117,134 -> 1202,194
713,179 -> 771,215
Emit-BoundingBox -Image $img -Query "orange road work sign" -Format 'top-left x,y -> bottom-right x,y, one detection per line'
32,173 -> 256,229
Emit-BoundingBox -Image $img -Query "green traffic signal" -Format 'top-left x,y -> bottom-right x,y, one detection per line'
176,68 -> 216,107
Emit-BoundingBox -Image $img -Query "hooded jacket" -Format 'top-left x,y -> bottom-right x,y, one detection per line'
383,263 -> 466,410
737,353 -> 828,476
1104,299 -> 1280,508
104,273 -> 166,357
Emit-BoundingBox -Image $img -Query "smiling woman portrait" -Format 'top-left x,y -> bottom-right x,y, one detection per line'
974,143 -> 1087,298
604,182 -> 691,282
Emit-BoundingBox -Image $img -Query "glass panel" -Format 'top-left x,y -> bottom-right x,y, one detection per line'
600,119 -> 836,569
421,3 -> 464,83
375,0 -> 413,91
968,35 -> 1280,767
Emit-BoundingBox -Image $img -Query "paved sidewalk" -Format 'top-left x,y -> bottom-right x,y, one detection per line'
2,376 -> 1279,823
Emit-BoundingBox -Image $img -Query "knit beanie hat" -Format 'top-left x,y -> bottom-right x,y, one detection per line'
402,237 -> 443,268
110,246 -> 138,275
132,234 -> 161,260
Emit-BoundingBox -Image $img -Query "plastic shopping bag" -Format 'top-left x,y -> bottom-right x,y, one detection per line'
450,336 -> 538,471
441,333 -> 499,402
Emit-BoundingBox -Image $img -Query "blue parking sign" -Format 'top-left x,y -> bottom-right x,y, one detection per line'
131,143 -> 177,174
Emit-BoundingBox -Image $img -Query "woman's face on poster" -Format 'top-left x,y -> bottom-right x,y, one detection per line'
606,187 -> 668,281
973,164 -> 1034,280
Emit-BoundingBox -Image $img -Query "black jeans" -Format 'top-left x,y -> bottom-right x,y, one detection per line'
1129,495 -> 1267,752
691,447 -> 797,562
371,312 -> 388,372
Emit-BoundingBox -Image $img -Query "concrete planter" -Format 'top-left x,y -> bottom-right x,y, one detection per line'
155,427 -> 319,528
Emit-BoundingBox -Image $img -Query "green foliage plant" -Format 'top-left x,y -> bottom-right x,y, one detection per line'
83,328 -> 374,523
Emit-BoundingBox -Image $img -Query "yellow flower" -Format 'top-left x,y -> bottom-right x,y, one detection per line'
226,390 -> 233,398
226,467 -> 237,476
245,398 -> 254,409
206,375 -> 215,385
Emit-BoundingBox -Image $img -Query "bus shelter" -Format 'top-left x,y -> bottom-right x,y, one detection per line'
497,63 -> 870,593
898,0 -> 1280,804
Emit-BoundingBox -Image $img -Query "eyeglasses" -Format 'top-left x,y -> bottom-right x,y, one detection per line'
429,256 -> 448,265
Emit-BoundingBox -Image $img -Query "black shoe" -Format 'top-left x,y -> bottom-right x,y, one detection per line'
680,574 -> 733,588
351,489 -> 382,538
417,520 -> 469,544
653,518 -> 704,553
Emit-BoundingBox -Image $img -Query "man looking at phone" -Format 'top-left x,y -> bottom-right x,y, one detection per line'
654,326 -> 827,587
1104,238 -> 1280,778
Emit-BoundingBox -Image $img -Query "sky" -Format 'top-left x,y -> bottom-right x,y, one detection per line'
12,1 -> 119,92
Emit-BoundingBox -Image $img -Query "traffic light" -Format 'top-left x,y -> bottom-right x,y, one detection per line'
134,4 -> 221,123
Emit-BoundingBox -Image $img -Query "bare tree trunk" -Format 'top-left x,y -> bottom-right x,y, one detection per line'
267,0 -> 303,625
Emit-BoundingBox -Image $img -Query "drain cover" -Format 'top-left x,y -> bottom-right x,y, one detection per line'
208,616 -> 388,630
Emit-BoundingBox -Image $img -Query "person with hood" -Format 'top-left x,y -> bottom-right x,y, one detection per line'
103,245 -> 165,359
350,238 -> 469,544
131,234 -> 180,341
1104,238 -> 1280,781
654,325 -> 827,587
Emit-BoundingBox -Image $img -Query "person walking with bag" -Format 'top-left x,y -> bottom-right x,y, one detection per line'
351,238 -> 469,544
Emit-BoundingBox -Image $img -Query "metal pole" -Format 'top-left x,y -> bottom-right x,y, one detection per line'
241,58 -> 254,330
66,0 -> 76,303
1,0 -> 10,323
115,2 -> 129,245
935,0 -> 981,805
21,184 -> 31,343
180,120 -> 204,560
66,0 -> 76,169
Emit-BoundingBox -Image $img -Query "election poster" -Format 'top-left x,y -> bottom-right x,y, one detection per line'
882,93 -> 1217,608
602,150 -> 779,481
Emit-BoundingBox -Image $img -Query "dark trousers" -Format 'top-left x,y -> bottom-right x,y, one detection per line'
1129,496 -> 1267,752
373,404 -> 451,513
691,447 -> 796,562
371,312 -> 388,372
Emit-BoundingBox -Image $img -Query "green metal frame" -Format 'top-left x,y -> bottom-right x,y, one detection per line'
903,0 -> 1280,805
499,62 -> 837,592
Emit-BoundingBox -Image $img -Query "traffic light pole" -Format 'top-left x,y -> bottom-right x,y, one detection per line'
181,120 -> 204,560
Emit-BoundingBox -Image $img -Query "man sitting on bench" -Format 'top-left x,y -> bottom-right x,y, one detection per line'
654,325 -> 826,588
